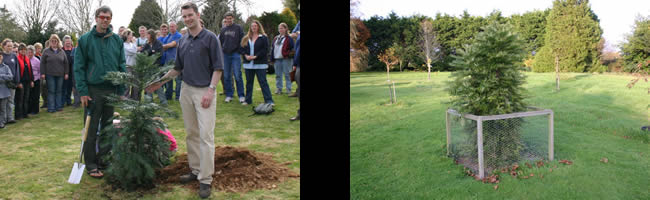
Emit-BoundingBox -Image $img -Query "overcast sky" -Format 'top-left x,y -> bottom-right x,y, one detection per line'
355,0 -> 650,52
104,0 -> 285,31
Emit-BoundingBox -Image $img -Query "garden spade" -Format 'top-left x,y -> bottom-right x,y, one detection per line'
67,109 -> 92,184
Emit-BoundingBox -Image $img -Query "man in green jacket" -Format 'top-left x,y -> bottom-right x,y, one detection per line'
74,5 -> 126,178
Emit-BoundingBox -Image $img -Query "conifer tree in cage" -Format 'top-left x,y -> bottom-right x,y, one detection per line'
99,52 -> 178,190
447,22 -> 528,169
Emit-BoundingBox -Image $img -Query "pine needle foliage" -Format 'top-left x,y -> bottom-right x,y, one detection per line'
100,52 -> 178,190
448,22 -> 528,115
447,22 -> 529,168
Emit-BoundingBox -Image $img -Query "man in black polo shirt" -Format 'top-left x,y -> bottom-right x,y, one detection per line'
145,2 -> 223,199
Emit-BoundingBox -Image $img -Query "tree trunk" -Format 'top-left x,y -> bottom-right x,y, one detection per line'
555,55 -> 560,91
427,63 -> 431,81
386,65 -> 390,80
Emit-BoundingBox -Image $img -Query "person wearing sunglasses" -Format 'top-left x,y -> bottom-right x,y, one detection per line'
73,5 -> 126,179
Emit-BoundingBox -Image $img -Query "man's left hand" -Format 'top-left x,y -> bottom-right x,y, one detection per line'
201,89 -> 215,108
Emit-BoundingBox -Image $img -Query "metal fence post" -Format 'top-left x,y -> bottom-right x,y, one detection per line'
549,111 -> 554,161
477,117 -> 484,179
446,110 -> 451,156
392,81 -> 397,103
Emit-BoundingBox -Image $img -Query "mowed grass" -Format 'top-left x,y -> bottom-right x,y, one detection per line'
350,71 -> 649,199
0,74 -> 300,199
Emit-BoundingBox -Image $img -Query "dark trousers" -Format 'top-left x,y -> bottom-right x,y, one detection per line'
63,78 -> 73,105
244,69 -> 274,104
15,82 -> 31,119
124,66 -> 142,101
296,67 -> 300,118
83,86 -> 115,171
28,80 -> 40,114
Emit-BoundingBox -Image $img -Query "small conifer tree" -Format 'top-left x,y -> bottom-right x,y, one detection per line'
448,22 -> 528,168
99,53 -> 178,190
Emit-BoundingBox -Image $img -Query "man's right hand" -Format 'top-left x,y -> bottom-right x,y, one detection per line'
41,75 -> 45,80
145,82 -> 164,93
81,96 -> 92,107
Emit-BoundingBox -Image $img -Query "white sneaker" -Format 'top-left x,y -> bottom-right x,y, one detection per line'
225,97 -> 232,102
239,97 -> 245,103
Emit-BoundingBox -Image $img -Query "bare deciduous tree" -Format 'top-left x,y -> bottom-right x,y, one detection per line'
55,0 -> 105,35
13,0 -> 60,31
420,19 -> 441,81
158,0 -> 183,23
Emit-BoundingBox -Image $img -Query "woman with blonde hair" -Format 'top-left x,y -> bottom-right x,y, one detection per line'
40,34 -> 69,112
34,42 -> 47,108
122,29 -> 140,100
241,20 -> 273,106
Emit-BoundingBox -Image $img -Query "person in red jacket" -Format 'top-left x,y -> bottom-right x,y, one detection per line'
15,44 -> 34,120
270,22 -> 295,95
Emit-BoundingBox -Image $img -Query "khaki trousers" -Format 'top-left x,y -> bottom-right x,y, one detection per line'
180,82 -> 216,184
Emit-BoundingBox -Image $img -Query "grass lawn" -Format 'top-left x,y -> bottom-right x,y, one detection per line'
0,74 -> 300,199
350,71 -> 649,199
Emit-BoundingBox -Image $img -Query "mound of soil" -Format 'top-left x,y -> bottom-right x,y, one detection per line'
155,146 -> 300,193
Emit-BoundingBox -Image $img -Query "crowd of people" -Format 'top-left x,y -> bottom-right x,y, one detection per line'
0,2 -> 299,199
0,8 -> 301,130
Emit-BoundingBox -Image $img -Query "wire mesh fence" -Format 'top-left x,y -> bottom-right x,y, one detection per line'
446,107 -> 554,178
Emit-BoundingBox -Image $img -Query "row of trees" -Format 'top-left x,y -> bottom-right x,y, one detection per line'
352,0 -> 649,74
356,9 -> 550,73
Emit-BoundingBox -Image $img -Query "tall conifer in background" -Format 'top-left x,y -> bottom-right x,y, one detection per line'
532,0 -> 604,73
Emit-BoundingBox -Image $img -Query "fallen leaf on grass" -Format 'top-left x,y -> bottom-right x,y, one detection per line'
510,171 -> 517,177
530,173 -> 534,177
600,157 -> 608,163
522,176 -> 529,179
549,168 -> 553,172
525,162 -> 532,168
486,175 -> 498,183
559,160 -> 573,165
512,164 -> 519,171
494,185 -> 499,190
536,161 -> 544,167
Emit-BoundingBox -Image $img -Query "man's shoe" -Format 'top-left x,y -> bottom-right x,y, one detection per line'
199,183 -> 211,198
288,92 -> 298,97
225,97 -> 232,103
274,89 -> 281,94
290,116 -> 300,121
179,173 -> 198,184
6,120 -> 15,124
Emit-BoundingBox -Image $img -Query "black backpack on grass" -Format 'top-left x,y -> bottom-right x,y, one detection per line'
249,103 -> 274,116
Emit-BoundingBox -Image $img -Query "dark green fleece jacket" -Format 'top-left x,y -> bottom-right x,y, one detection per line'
74,25 -> 126,96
